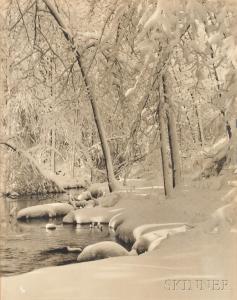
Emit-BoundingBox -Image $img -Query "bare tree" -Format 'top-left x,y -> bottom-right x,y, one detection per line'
41,0 -> 119,192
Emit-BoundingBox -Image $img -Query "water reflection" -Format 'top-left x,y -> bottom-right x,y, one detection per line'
0,192 -> 115,277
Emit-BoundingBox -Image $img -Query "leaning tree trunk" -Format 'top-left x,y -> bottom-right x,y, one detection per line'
41,0 -> 118,192
158,80 -> 172,197
162,74 -> 182,188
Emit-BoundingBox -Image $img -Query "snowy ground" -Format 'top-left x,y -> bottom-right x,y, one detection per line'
2,231 -> 236,300
2,175 -> 237,300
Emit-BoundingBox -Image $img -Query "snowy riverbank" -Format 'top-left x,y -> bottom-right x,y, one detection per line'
2,230 -> 236,300
2,180 -> 237,300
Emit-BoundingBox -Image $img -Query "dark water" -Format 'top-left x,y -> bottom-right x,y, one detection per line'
0,192 -> 115,277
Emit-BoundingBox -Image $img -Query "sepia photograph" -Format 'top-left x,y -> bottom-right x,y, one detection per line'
0,0 -> 237,299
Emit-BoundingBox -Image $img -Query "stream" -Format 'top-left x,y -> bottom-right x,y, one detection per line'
0,191 -> 116,277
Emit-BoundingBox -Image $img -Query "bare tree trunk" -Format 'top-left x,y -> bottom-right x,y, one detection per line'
195,103 -> 205,147
158,80 -> 172,197
162,74 -> 182,188
41,0 -> 118,192
182,105 -> 196,145
71,142 -> 76,178
190,92 -> 205,147
50,127 -> 56,173
49,54 -> 56,174
71,109 -> 79,178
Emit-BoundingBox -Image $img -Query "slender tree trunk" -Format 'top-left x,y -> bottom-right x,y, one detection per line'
50,127 -> 56,173
158,80 -> 172,197
189,92 -> 205,147
49,54 -> 56,173
71,109 -> 79,178
162,74 -> 182,188
195,103 -> 205,147
41,0 -> 118,192
71,142 -> 76,178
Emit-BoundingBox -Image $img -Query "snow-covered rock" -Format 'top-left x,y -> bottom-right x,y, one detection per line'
6,191 -> 19,199
77,241 -> 130,262
17,203 -> 73,220
132,223 -> 189,253
62,210 -> 75,223
63,207 -> 124,224
46,223 -> 57,230
109,213 -> 124,230
77,191 -> 92,201
133,223 -> 185,240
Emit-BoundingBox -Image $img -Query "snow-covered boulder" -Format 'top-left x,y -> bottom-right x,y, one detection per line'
63,207 -> 124,224
62,210 -> 75,223
133,223 -> 185,240
6,191 -> 20,199
77,191 -> 92,201
46,223 -> 57,230
132,223 -> 189,253
109,213 -> 125,230
77,241 -> 130,262
17,203 -> 73,220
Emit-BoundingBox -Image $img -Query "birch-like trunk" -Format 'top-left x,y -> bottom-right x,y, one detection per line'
42,0 -> 118,192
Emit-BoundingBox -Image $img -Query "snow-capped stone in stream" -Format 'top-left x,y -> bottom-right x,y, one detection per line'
46,223 -> 57,230
77,241 -> 130,262
17,203 -> 73,220
6,191 -> 20,199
